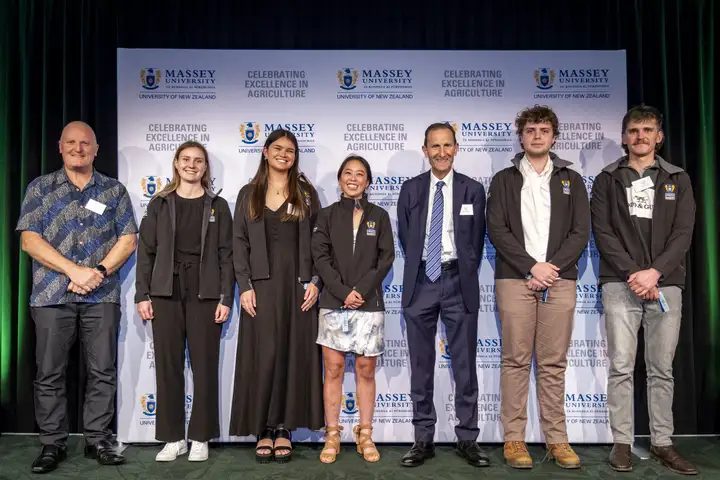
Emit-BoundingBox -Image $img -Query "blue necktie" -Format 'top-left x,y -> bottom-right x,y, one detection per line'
426,180 -> 445,282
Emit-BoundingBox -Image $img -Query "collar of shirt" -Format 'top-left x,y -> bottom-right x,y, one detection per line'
619,157 -> 659,174
520,154 -> 553,179
430,168 -> 453,189
54,167 -> 103,190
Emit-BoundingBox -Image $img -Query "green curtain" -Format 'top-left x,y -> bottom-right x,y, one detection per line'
0,0 -> 120,431
1,0 -> 718,434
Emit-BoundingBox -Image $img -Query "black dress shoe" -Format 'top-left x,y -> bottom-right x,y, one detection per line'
401,442 -> 435,467
84,439 -> 125,466
31,445 -> 67,474
455,440 -> 490,467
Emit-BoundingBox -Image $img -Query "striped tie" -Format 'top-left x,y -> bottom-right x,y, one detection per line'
425,180 -> 445,282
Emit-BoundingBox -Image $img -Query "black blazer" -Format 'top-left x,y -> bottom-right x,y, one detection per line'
233,179 -> 323,294
135,189 -> 235,306
312,195 -> 395,311
397,170 -> 486,312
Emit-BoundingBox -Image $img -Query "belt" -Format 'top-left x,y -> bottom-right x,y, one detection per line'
420,259 -> 458,272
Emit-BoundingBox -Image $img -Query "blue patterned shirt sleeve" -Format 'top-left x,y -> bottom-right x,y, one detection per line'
16,178 -> 45,234
114,183 -> 139,236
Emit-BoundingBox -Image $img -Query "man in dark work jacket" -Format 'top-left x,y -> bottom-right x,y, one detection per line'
487,105 -> 589,470
591,105 -> 697,476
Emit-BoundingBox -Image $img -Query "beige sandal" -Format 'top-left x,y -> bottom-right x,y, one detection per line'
353,424 -> 380,462
320,426 -> 343,464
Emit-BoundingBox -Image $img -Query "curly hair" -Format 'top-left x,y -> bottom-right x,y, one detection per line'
514,105 -> 560,149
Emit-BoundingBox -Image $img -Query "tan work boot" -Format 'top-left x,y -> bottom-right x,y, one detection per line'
503,441 -> 532,469
546,443 -> 581,469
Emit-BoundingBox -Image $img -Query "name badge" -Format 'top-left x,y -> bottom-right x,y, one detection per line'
287,203 -> 295,215
561,179 -> 571,195
209,208 -> 216,223
366,220 -> 376,236
460,204 -> 473,216
85,198 -> 107,215
632,176 -> 654,193
664,183 -> 676,200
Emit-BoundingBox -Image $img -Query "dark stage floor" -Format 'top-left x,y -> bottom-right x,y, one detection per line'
0,436 -> 718,479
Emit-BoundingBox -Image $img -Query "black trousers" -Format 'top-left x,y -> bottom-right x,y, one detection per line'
404,264 -> 479,442
151,256 -> 222,442
31,302 -> 120,447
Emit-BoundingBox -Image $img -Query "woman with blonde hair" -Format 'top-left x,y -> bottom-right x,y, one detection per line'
136,140 -> 234,462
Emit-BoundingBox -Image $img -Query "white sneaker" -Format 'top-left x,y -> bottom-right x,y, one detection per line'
155,440 -> 188,462
188,440 -> 209,462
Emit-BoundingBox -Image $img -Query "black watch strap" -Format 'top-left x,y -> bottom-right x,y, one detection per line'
95,264 -> 107,276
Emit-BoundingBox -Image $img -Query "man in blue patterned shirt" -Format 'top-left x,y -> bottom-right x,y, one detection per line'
16,121 -> 138,474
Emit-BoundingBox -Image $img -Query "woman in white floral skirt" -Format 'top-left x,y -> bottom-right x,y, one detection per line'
311,155 -> 395,464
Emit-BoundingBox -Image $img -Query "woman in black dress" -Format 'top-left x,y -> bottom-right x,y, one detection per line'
231,129 -> 324,463
136,140 -> 234,463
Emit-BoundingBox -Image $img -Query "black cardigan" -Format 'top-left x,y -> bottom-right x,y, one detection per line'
312,195 -> 395,311
233,179 -> 323,294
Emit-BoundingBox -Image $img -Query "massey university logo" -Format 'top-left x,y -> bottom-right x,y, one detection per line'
140,394 -> 157,416
534,68 -> 555,90
239,122 -> 261,144
439,339 -> 451,360
140,176 -> 168,198
337,68 -> 359,90
341,392 -> 359,414
140,68 -> 162,90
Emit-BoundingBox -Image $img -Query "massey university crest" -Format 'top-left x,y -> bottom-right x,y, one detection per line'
239,122 -> 260,144
534,68 -> 555,90
337,68 -> 359,90
140,176 -> 168,198
140,394 -> 156,416
140,68 -> 161,90
439,339 -> 451,359
342,392 -> 359,414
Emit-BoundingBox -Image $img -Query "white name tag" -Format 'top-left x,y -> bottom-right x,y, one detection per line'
85,199 -> 107,215
287,203 -> 295,215
632,176 -> 654,192
460,204 -> 473,216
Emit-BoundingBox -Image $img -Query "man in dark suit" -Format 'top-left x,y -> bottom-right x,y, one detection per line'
397,123 -> 488,467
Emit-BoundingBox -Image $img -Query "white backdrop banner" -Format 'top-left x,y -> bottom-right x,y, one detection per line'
116,48 -> 626,444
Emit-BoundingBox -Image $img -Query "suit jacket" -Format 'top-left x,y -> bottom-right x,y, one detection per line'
397,170 -> 486,312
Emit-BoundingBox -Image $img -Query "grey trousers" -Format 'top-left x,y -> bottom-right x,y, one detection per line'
602,282 -> 682,447
31,302 -> 120,447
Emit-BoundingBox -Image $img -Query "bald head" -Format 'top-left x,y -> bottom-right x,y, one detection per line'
59,121 -> 99,171
61,121 -> 97,144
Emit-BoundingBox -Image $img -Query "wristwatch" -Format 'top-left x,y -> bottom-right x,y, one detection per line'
94,264 -> 108,277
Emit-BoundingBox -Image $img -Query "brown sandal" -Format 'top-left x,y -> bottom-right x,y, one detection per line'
353,424 -> 380,462
320,426 -> 343,464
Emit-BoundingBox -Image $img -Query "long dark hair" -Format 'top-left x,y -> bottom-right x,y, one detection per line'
248,129 -> 311,221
